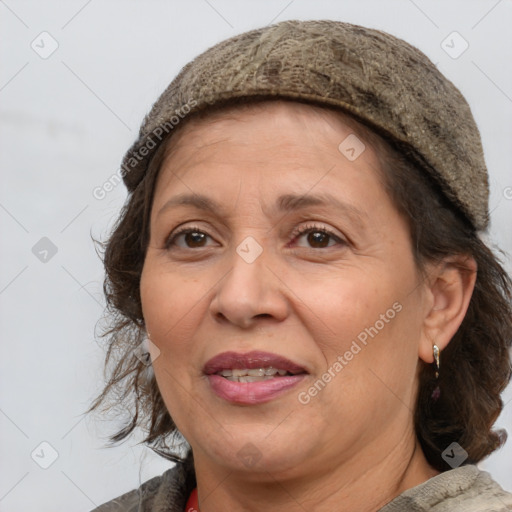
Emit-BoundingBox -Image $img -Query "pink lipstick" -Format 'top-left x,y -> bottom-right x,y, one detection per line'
203,351 -> 308,405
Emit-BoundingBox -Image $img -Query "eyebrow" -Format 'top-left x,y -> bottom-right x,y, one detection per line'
157,192 -> 367,228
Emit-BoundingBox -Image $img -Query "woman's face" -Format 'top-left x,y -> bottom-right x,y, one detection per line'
141,101 -> 431,478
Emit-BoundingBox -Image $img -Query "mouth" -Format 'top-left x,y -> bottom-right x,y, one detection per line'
203,351 -> 308,404
203,350 -> 307,378
216,367 -> 297,382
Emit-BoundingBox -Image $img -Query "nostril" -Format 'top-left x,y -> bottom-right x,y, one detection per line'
215,312 -> 228,321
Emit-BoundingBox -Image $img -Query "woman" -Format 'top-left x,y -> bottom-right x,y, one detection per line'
89,20 -> 512,511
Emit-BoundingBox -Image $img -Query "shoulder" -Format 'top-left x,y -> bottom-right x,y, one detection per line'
381,465 -> 512,512
90,453 -> 195,512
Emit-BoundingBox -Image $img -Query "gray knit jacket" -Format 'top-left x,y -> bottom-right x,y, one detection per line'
91,453 -> 512,511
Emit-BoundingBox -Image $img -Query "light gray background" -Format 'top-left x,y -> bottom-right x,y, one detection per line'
1,1 -> 511,510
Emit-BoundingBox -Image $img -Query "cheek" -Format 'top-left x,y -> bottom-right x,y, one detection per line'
300,269 -> 395,352
140,262 -> 205,356
305,263 -> 421,401
140,263 -> 208,429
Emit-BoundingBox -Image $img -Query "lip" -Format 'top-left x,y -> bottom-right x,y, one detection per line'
203,351 -> 307,375
203,351 -> 308,405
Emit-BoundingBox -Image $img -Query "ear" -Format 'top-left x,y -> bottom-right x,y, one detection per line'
418,255 -> 477,364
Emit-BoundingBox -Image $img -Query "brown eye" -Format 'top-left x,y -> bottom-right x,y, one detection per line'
306,231 -> 331,248
183,231 -> 207,247
292,224 -> 346,249
165,227 -> 215,249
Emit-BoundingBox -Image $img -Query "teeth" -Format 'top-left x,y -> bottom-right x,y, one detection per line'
217,367 -> 292,381
225,375 -> 276,382
240,376 -> 273,383
247,369 -> 265,377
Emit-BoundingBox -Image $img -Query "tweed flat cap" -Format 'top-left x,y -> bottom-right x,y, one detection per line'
121,19 -> 489,230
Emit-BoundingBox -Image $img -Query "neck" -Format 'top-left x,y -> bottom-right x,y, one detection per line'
192,431 -> 438,512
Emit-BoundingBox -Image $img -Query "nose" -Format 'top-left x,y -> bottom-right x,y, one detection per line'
209,244 -> 289,329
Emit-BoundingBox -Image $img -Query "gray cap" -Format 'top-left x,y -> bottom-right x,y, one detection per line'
121,19 -> 489,230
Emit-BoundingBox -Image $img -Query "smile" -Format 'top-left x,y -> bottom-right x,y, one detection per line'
203,351 -> 308,404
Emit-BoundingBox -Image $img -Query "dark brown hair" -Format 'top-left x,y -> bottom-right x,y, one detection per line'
88,98 -> 512,470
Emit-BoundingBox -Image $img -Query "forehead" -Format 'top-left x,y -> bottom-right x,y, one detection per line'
171,100 -> 365,142
157,100 -> 383,181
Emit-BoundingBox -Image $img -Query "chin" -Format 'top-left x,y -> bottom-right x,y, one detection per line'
194,428 -> 311,478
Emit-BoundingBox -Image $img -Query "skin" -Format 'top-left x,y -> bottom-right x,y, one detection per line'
140,101 -> 477,511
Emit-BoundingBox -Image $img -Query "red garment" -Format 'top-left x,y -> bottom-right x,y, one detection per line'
185,487 -> 199,511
